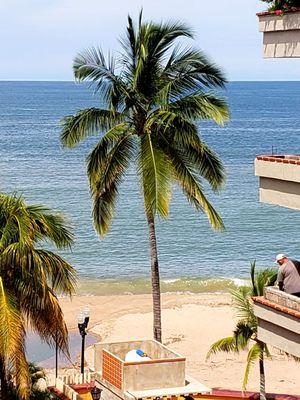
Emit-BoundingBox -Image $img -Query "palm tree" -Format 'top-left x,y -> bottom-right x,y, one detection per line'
60,12 -> 229,342
7,363 -> 52,400
207,262 -> 277,400
0,193 -> 76,399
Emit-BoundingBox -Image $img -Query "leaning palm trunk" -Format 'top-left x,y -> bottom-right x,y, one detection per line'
147,215 -> 162,342
259,342 -> 266,400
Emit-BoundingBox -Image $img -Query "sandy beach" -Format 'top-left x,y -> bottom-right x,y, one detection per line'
59,293 -> 300,395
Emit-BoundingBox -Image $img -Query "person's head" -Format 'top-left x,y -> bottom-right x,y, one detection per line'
275,253 -> 288,266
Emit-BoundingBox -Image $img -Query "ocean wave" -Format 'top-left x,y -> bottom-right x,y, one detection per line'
76,276 -> 250,296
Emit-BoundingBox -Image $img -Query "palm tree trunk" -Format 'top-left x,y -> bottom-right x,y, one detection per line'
147,214 -> 162,342
259,343 -> 267,400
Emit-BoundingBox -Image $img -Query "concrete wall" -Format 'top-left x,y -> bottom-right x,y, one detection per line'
255,158 -> 300,183
265,286 -> 300,312
254,158 -> 300,209
94,340 -> 183,372
257,318 -> 300,357
254,303 -> 300,357
123,360 -> 186,391
94,340 -> 186,393
258,11 -> 300,58
259,177 -> 300,210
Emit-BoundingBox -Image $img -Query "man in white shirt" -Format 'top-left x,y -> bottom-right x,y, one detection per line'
276,253 -> 300,297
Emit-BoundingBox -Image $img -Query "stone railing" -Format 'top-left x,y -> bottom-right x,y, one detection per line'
264,286 -> 300,312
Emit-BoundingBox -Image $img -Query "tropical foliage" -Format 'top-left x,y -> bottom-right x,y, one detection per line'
207,262 -> 277,399
0,193 -> 76,399
61,12 -> 229,342
261,0 -> 300,11
7,363 -> 52,400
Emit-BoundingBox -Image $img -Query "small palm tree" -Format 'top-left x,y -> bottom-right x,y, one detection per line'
207,262 -> 277,400
61,12 -> 229,342
0,193 -> 76,399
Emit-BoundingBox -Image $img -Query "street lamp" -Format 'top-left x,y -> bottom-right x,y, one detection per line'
77,306 -> 90,375
90,386 -> 102,400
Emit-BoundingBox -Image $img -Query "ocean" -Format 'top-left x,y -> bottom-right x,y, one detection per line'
1,81 -> 300,295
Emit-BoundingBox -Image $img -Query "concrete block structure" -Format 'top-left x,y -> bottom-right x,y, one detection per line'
253,287 -> 300,358
93,340 -> 211,399
257,10 -> 300,58
254,155 -> 300,210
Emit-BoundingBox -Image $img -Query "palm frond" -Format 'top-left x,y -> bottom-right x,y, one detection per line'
167,92 -> 229,125
163,144 -> 224,230
206,336 -> 238,360
255,268 -> 277,296
138,133 -> 172,218
0,193 -> 33,249
0,278 -> 24,359
160,47 -> 227,102
234,321 -> 254,349
27,204 -> 74,249
91,135 -> 135,236
250,261 -> 257,296
14,338 -> 30,400
19,282 -> 69,354
61,108 -> 124,148
243,342 -> 263,390
230,287 -> 255,323
86,123 -> 130,184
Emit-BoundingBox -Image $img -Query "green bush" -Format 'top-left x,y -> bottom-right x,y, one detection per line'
261,0 -> 300,11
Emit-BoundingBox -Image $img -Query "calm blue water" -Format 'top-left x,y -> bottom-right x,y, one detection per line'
1,81 -> 300,292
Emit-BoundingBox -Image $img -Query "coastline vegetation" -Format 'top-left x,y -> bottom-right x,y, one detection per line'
207,262 -> 277,400
61,11 -> 229,342
0,193 -> 76,399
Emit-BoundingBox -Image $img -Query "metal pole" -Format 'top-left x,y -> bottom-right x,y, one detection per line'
55,338 -> 58,379
81,332 -> 85,375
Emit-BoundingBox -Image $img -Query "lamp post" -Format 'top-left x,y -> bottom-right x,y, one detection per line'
90,386 -> 102,400
77,306 -> 90,375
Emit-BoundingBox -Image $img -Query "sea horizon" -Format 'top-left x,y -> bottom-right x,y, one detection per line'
1,80 -> 300,295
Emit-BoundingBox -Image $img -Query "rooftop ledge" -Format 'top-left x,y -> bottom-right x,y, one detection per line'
256,154 -> 300,164
257,10 -> 300,58
253,286 -> 300,318
253,287 -> 300,357
255,154 -> 300,209
257,8 -> 300,17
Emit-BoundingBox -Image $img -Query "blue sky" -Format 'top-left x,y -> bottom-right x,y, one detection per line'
1,0 -> 300,81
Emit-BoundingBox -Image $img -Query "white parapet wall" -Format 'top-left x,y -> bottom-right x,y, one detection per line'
258,10 -> 300,57
255,156 -> 300,210
253,288 -> 300,357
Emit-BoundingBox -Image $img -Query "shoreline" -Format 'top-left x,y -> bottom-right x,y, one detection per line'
74,276 -> 250,296
59,293 -> 300,394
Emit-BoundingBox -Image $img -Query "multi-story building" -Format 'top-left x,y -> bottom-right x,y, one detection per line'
254,8 -> 300,358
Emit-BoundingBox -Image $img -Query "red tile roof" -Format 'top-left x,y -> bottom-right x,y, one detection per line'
256,155 -> 300,165
252,296 -> 300,319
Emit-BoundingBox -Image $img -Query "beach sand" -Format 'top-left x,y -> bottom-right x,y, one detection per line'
60,293 -> 300,394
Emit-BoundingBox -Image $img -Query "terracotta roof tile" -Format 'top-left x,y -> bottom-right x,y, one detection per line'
252,296 -> 300,319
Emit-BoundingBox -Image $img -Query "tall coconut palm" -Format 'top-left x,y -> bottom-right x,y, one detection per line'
207,262 -> 277,400
60,12 -> 229,342
0,193 -> 76,399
